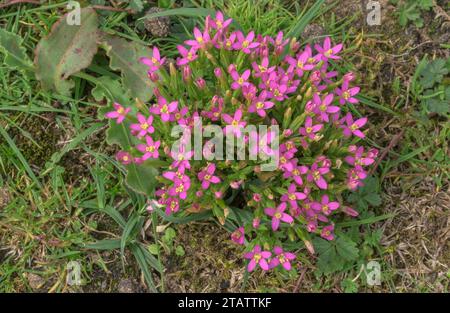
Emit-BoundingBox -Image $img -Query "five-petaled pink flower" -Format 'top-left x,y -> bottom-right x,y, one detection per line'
264,202 -> 294,231
341,113 -> 367,138
307,162 -> 329,190
176,45 -> 198,66
321,224 -> 335,241
223,109 -> 247,137
198,163 -> 221,190
185,27 -> 210,50
269,246 -> 296,270
248,91 -> 274,117
152,97 -> 178,122
243,245 -> 271,272
130,113 -> 154,138
280,183 -> 307,209
336,80 -> 360,105
105,102 -> 130,124
136,135 -> 160,160
299,116 -> 323,140
230,68 -> 251,90
210,11 -> 232,31
140,47 -> 165,72
233,31 -> 259,54
312,195 -> 339,216
315,37 -> 343,61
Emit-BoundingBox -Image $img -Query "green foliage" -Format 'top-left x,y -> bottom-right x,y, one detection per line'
100,34 -> 154,102
393,0 -> 434,28
313,234 -> 359,275
413,57 -> 450,115
34,8 -> 99,95
0,28 -> 33,73
148,227 -> 186,257
347,176 -> 382,211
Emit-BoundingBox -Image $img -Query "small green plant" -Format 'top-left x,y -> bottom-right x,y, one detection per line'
149,227 -> 186,256
412,57 -> 450,115
391,0 -> 434,28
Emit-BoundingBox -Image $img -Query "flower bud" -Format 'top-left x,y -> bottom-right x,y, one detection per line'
195,77 -> 206,89
252,218 -> 260,229
214,67 -> 222,78
149,72 -> 159,82
182,66 -> 192,81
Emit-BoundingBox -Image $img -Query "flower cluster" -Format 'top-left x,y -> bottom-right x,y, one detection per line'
106,11 -> 377,273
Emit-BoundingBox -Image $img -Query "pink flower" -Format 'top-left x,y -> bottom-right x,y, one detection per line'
130,113 -> 154,138
176,45 -> 198,66
105,102 -> 130,124
116,151 -> 132,165
321,224 -> 335,241
312,93 -> 340,122
264,202 -> 294,231
270,31 -> 289,52
341,113 -> 367,138
315,37 -> 343,61
248,91 -> 274,117
243,245 -> 271,272
136,136 -> 160,160
168,177 -> 191,200
230,68 -> 251,90
223,109 -> 247,137
140,47 -> 165,72
198,163 -> 221,190
345,146 -> 375,170
299,116 -> 323,140
307,162 -> 329,190
283,164 -> 308,186
252,57 -> 275,78
170,143 -> 194,171
152,97 -> 178,122
231,227 -> 245,245
336,80 -> 360,104
311,195 -> 339,216
233,31 -> 259,54
165,198 -> 180,215
185,27 -> 210,49
269,246 -> 296,270
210,11 -> 232,31
169,107 -> 189,125
286,49 -> 314,77
280,183 -> 307,209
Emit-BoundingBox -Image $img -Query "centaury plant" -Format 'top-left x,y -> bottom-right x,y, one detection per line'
104,11 -> 378,273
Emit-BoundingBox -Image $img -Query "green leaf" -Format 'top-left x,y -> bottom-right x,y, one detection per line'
92,76 -> 132,109
148,244 -> 159,255
120,213 -> 140,257
424,98 -> 449,114
100,34 -> 154,102
130,243 -> 157,292
336,236 -> 359,261
419,59 -> 448,89
286,0 -> 325,39
175,245 -> 185,257
341,278 -> 358,293
34,7 -> 99,95
313,238 -> 344,274
0,28 -> 34,73
125,163 -> 158,195
84,238 -> 121,250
